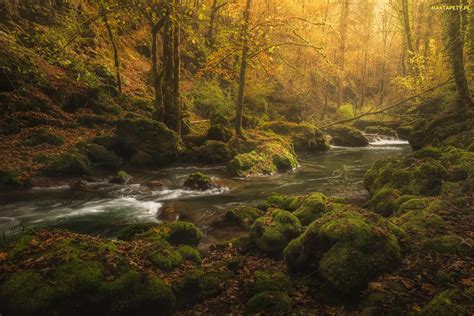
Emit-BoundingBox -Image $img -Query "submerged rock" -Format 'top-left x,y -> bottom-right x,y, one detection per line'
327,125 -> 369,147
284,209 -> 401,295
183,172 -> 217,191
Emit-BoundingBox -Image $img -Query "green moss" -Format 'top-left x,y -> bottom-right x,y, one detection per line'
284,209 -> 401,295
251,271 -> 292,295
411,146 -> 443,160
422,235 -> 472,256
293,192 -> 328,225
183,172 -> 216,191
195,140 -> 234,163
227,141 -> 298,177
0,169 -> 22,186
178,245 -> 202,263
24,128 -> 64,146
328,125 -> 369,147
368,188 -> 399,217
250,209 -> 302,254
164,221 -> 203,246
225,206 -> 263,227
172,269 -> 221,307
149,250 -> 183,271
116,223 -> 159,241
257,193 -> 301,212
393,210 -> 448,238
244,291 -> 292,315
83,143 -> 122,170
397,198 -> 430,213
422,288 -> 474,316
260,121 -> 330,152
109,170 -> 131,184
207,124 -> 233,142
0,270 -> 57,315
43,151 -> 91,176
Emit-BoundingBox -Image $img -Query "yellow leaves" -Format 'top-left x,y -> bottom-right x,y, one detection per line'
0,251 -> 8,261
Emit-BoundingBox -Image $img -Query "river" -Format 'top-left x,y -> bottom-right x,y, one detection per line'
0,136 -> 410,246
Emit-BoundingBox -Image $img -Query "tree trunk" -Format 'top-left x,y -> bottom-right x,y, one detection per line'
173,0 -> 181,135
445,0 -> 473,109
207,0 -> 218,49
337,0 -> 349,108
400,0 -> 419,76
151,23 -> 164,121
235,0 -> 252,137
100,5 -> 122,94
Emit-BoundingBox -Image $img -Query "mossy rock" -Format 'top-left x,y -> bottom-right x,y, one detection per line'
83,143 -> 122,170
293,192 -> 328,225
284,209 -> 401,295
109,170 -> 131,184
126,221 -> 203,247
149,249 -> 183,271
0,231 -> 176,315
250,209 -> 302,254
328,125 -> 369,147
397,197 -> 430,213
421,288 -> 474,316
178,245 -> 202,263
207,124 -> 233,142
368,188 -> 400,217
23,128 -> 64,146
422,235 -> 472,256
228,141 -> 298,177
115,118 -> 181,165
257,193 -> 302,212
172,269 -> 221,307
195,140 -> 234,164
183,172 -> 217,191
250,271 -> 292,295
225,206 -> 263,228
244,291 -> 292,315
364,126 -> 398,138
43,151 -> 91,176
392,210 -> 448,238
116,223 -> 159,241
0,169 -> 22,186
260,121 -> 330,152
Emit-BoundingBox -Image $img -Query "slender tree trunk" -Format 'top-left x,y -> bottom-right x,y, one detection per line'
337,0 -> 349,108
207,0 -> 218,49
400,0 -> 419,76
235,0 -> 252,137
151,24 -> 164,121
173,0 -> 181,135
100,5 -> 122,94
162,6 -> 176,130
445,0 -> 473,109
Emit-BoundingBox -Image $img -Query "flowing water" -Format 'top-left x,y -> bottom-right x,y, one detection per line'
0,136 -> 410,246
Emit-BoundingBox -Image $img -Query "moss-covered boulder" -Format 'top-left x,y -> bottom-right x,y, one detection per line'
422,235 -> 472,256
284,209 -> 401,295
421,288 -> 474,315
368,188 -> 400,217
43,151 -> 91,176
0,230 -> 177,316
172,269 -> 222,307
194,140 -> 235,163
115,118 -> 181,165
183,172 -> 217,191
245,291 -> 292,315
109,170 -> 131,184
293,192 -> 329,225
260,121 -> 330,152
392,209 -> 448,238
228,141 -> 298,177
250,209 -> 302,254
225,206 -> 263,228
207,124 -> 233,142
83,143 -> 122,170
250,271 -> 292,295
257,193 -> 302,212
327,125 -> 369,147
